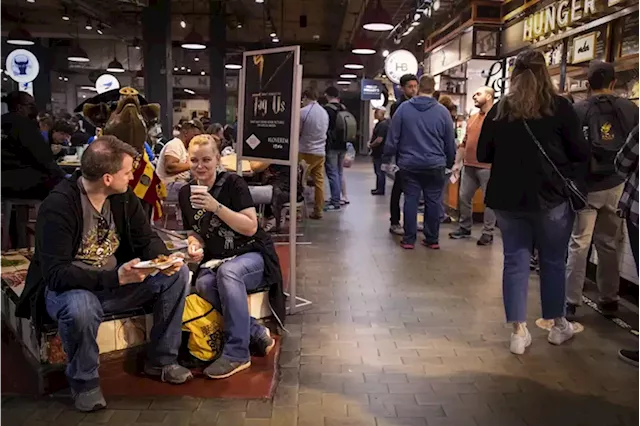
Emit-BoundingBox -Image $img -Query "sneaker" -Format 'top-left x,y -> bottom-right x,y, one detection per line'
421,240 -> 440,250
389,224 -> 404,235
400,242 -> 415,250
204,357 -> 251,379
370,190 -> 384,196
598,300 -> 619,316
250,327 -> 276,357
449,229 -> 471,239
324,204 -> 341,212
566,303 -> 578,321
263,217 -> 277,233
618,349 -> 639,367
144,362 -> 193,384
510,325 -> 532,355
340,198 -> 350,205
548,318 -> 575,345
72,387 -> 107,412
477,234 -> 493,246
309,213 -> 323,220
441,216 -> 453,224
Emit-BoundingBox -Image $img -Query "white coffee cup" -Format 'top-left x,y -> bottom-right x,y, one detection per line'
190,185 -> 208,209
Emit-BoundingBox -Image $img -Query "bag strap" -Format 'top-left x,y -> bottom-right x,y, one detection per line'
522,120 -> 568,181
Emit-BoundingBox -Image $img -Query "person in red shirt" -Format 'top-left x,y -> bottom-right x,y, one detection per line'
449,87 -> 496,245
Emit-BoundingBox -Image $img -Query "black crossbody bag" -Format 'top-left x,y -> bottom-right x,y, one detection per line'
522,120 -> 588,212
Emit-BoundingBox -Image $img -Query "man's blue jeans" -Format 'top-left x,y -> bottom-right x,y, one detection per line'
372,158 -> 386,194
401,168 -> 446,245
194,252 -> 265,362
494,202 -> 574,323
325,150 -> 346,206
45,265 -> 190,392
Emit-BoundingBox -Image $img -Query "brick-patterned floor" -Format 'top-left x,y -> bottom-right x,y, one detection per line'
2,162 -> 638,426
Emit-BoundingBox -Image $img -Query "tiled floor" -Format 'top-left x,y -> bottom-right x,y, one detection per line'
2,162 -> 638,426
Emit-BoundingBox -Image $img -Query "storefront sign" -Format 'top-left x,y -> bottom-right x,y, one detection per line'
5,49 -> 39,83
523,0 -> 596,41
620,12 -> 639,57
95,74 -> 120,94
239,47 -> 299,161
572,32 -> 597,63
361,79 -> 383,101
384,50 -> 418,84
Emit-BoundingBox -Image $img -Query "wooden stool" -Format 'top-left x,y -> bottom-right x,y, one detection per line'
2,199 -> 41,250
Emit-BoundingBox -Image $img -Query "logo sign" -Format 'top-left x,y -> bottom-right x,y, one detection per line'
361,79 -> 383,101
384,50 -> 418,84
95,74 -> 120,94
18,81 -> 34,96
5,49 -> 39,83
572,32 -> 596,63
523,0 -> 596,41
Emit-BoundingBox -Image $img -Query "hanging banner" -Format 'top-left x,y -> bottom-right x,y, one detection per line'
361,79 -> 383,101
239,47 -> 298,162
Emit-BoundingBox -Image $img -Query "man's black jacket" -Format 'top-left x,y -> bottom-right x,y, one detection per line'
16,172 -> 170,327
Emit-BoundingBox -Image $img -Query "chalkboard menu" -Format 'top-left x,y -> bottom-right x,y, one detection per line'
620,13 -> 639,57
241,49 -> 297,161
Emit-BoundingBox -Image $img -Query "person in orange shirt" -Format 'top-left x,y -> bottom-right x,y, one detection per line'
449,87 -> 495,245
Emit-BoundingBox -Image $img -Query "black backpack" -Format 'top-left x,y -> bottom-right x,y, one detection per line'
583,96 -> 632,176
325,103 -> 357,148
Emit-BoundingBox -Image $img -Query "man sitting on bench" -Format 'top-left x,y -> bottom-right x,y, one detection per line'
16,136 -> 192,412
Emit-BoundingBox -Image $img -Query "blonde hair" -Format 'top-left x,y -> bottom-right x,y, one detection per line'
189,134 -> 220,153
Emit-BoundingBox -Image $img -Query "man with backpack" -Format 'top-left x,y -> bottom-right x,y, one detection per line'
565,61 -> 639,318
323,86 -> 357,211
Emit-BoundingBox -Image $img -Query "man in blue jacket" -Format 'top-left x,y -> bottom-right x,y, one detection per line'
383,75 -> 455,250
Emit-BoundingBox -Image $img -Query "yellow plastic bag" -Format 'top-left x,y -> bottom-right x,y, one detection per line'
181,294 -> 224,361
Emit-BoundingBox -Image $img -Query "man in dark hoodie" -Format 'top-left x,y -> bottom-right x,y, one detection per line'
16,136 -> 192,412
565,61 -> 639,318
388,74 -> 418,235
383,75 -> 455,250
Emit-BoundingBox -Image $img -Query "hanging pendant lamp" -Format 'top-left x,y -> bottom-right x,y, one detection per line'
181,29 -> 206,49
351,34 -> 376,55
344,55 -> 364,70
107,58 -> 125,72
7,26 -> 34,46
68,44 -> 90,62
361,0 -> 394,32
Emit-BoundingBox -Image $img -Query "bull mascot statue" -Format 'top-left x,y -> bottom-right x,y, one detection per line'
75,87 -> 166,220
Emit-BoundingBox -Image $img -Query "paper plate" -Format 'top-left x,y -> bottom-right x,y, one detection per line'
535,318 -> 584,333
133,258 -> 183,270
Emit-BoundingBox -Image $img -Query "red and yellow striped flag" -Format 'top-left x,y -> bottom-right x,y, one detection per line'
131,151 -> 167,221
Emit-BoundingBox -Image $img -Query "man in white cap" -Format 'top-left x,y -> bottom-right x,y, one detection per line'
368,106 -> 389,195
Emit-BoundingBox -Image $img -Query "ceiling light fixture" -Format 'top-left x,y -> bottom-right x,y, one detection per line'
337,81 -> 351,85
63,77 -> 69,81
237,22 -> 243,28
351,34 -> 376,55
272,37 -> 280,43
62,7 -> 70,21
174,66 -> 178,71
433,0 -> 440,11
67,44 -> 90,62
96,23 -> 104,35
200,70 -> 205,75
181,29 -> 206,49
187,68 -> 192,73
270,32 -> 277,37
106,58 -> 125,73
403,26 -> 414,36
256,0 -> 265,3
180,19 -> 186,28
27,0 -> 35,3
361,0 -> 394,31
7,26 -> 34,45
411,21 -> 420,26
194,55 -> 200,62
132,37 -> 141,50
85,19 -> 92,30
184,88 -> 195,94
80,86 -> 97,91
181,66 -> 186,70
382,49 -> 389,57
414,13 -> 421,21
344,55 -> 364,70
340,73 -> 357,79
225,63 -> 242,70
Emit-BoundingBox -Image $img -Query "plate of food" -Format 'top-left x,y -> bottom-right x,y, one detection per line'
133,254 -> 183,270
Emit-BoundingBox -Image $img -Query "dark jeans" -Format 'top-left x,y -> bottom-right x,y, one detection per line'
325,150 -> 346,206
45,265 -> 190,392
372,157 -> 386,194
627,217 -> 639,270
401,168 -> 446,245
195,252 -> 265,362
494,202 -> 574,323
390,170 -> 404,226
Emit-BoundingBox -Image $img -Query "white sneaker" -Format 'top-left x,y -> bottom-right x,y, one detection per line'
510,326 -> 532,355
548,319 -> 575,345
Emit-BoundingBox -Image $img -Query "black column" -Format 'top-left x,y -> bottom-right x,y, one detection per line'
209,0 -> 226,124
31,39 -> 52,112
143,0 -> 173,133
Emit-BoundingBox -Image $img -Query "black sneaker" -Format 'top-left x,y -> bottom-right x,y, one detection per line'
370,190 -> 385,196
204,357 -> 251,379
477,234 -> 493,246
250,327 -> 276,357
566,303 -> 578,321
449,229 -> 471,239
618,349 -> 639,367
598,300 -> 619,317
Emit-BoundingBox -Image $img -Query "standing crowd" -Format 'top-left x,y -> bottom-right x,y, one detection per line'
372,49 -> 639,362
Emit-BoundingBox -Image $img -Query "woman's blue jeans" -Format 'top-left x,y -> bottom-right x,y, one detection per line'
195,252 -> 265,362
494,202 -> 574,323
